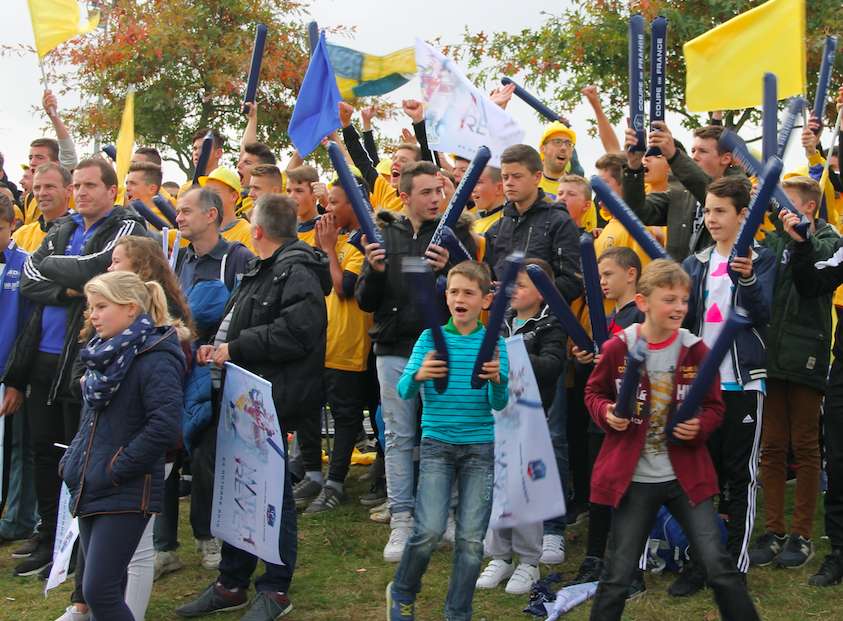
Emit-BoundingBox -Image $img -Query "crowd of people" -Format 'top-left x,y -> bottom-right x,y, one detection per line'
0,71 -> 842,621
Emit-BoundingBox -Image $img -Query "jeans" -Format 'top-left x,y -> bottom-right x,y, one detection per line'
27,352 -> 80,545
0,408 -> 38,539
325,369 -> 367,484
295,406 -> 325,474
377,356 -> 420,516
393,439 -> 494,621
78,512 -> 150,621
760,379 -> 822,538
544,370 -> 568,536
589,481 -> 759,621
218,433 -> 297,593
567,364 -> 591,509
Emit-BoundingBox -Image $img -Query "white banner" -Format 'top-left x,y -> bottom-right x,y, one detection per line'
490,335 -> 566,529
45,483 -> 78,595
212,363 -> 285,565
416,39 -> 524,167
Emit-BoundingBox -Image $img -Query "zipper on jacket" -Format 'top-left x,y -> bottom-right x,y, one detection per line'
72,410 -> 100,515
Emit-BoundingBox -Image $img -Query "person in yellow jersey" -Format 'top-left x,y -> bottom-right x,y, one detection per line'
248,165 -> 286,203
177,129 -> 225,199
339,101 -> 422,213
200,167 -> 254,252
131,146 -> 178,205
472,166 -> 506,233
303,175 -> 374,514
539,122 -> 597,233
125,162 -> 173,229
236,143 -> 277,216
286,166 -> 322,247
12,163 -> 71,252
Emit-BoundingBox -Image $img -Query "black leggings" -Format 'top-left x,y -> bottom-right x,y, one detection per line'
78,513 -> 149,621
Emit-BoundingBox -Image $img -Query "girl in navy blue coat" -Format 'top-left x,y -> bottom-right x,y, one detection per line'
60,271 -> 185,621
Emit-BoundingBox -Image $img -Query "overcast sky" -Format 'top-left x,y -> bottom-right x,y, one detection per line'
1,0 -> 811,187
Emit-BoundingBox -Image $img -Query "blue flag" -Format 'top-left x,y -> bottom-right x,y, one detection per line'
288,31 -> 342,157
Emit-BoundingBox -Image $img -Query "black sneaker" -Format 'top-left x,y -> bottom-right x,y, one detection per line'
241,591 -> 293,620
14,540 -> 53,577
11,534 -> 40,559
292,477 -> 322,510
667,561 -> 706,597
37,561 -> 53,581
774,534 -> 814,569
303,485 -> 346,515
359,478 -> 387,507
809,549 -> 843,587
748,531 -> 787,567
567,556 -> 603,585
175,582 -> 249,617
627,570 -> 646,601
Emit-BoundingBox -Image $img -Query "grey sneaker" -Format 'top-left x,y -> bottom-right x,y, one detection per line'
293,477 -> 322,510
241,591 -> 293,620
154,550 -> 184,581
303,485 -> 346,515
775,534 -> 814,569
749,532 -> 787,567
175,582 -> 249,617
359,478 -> 387,507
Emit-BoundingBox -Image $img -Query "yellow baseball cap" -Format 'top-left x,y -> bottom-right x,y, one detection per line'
330,164 -> 364,187
539,122 -> 577,155
200,166 -> 242,195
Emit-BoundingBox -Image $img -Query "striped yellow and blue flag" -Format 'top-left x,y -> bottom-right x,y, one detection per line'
325,43 -> 415,100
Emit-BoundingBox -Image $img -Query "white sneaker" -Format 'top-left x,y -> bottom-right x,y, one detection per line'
153,550 -> 184,581
540,534 -> 566,565
475,559 -> 514,589
505,563 -> 540,594
383,526 -> 412,562
55,605 -> 91,621
197,538 -> 221,570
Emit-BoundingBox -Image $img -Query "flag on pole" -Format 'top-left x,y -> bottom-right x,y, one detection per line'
415,39 -> 524,167
683,0 -> 805,112
27,0 -> 100,59
325,44 -> 416,100
115,89 -> 135,190
288,31 -> 342,158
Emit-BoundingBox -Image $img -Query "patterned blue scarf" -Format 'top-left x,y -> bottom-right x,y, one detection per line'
81,314 -> 154,411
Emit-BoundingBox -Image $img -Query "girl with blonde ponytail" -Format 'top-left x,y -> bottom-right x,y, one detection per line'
60,271 -> 185,621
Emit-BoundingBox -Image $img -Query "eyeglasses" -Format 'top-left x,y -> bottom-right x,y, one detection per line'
546,138 -> 573,148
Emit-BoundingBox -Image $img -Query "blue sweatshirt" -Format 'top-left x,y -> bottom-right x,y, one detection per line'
398,318 -> 509,444
1,241 -> 32,369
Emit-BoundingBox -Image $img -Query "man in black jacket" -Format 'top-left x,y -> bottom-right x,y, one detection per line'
484,144 -> 582,303
356,160 -> 474,563
2,158 -> 147,578
177,193 -> 331,620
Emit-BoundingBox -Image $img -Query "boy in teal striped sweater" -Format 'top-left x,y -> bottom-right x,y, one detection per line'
387,261 -> 509,621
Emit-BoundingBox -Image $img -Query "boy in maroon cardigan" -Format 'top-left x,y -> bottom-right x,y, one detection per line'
584,259 -> 758,620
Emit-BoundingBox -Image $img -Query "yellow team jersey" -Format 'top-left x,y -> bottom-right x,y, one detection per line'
539,175 -> 597,233
326,232 -> 373,372
220,218 -> 255,252
12,220 -> 47,252
297,216 -> 320,248
370,175 -> 403,212
473,207 -> 504,235
236,193 -> 255,220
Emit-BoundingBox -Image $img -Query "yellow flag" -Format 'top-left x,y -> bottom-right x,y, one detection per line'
683,0 -> 805,112
115,90 -> 135,198
27,0 -> 99,59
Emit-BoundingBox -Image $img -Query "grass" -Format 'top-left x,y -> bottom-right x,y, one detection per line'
2,471 -> 843,620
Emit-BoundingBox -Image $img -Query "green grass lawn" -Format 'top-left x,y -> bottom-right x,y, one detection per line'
2,472 -> 843,620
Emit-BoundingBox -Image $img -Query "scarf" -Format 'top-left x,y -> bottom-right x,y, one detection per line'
81,314 -> 155,411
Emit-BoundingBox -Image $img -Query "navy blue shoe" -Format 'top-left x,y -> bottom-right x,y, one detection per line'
386,582 -> 414,621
